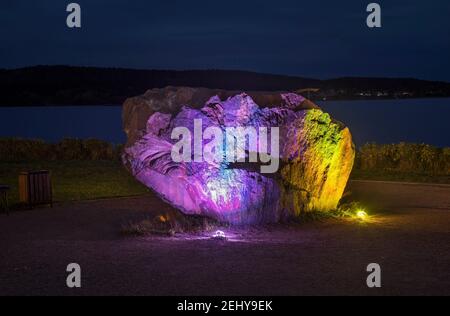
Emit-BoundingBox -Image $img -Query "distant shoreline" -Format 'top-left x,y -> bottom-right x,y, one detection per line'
1,96 -> 450,108
1,66 -> 450,106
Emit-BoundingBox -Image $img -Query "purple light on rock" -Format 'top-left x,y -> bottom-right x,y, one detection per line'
122,88 -> 355,225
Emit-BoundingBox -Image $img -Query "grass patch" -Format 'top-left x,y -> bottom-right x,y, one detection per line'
288,202 -> 372,224
1,160 -> 447,211
290,210 -> 339,223
0,160 -> 149,206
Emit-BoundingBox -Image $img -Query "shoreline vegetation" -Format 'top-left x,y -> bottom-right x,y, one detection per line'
0,138 -> 448,207
1,66 -> 450,106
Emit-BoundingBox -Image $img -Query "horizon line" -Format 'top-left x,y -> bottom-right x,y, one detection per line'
1,64 -> 448,84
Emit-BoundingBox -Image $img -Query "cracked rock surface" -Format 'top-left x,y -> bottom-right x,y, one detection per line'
123,87 -> 355,224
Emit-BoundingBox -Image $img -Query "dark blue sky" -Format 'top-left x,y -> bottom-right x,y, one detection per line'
1,0 -> 450,81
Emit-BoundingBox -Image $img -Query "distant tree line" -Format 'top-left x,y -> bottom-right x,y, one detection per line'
1,66 -> 450,106
1,138 -> 448,176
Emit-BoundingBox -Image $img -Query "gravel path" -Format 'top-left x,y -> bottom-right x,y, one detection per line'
0,181 -> 449,296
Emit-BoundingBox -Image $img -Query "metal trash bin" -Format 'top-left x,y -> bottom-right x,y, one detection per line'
19,170 -> 53,208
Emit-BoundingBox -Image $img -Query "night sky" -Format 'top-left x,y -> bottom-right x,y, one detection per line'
1,0 -> 450,81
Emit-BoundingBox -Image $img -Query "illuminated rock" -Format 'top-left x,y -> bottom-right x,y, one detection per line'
123,87 -> 355,224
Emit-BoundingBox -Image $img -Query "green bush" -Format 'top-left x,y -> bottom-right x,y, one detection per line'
356,142 -> 450,175
82,139 -> 114,160
57,138 -> 85,160
0,138 -> 123,161
0,138 -> 50,161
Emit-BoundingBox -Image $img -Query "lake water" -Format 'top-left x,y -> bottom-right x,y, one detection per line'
318,98 -> 450,147
0,98 -> 449,147
0,106 -> 125,144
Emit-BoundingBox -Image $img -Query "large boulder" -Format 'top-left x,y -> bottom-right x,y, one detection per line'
123,87 -> 355,224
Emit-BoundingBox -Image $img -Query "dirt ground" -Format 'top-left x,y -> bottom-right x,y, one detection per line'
0,180 -> 449,296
